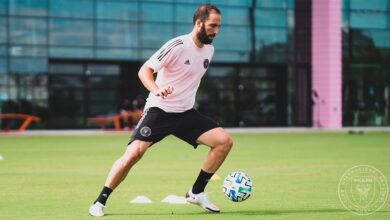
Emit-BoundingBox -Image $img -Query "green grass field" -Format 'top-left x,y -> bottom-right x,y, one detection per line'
0,131 -> 389,220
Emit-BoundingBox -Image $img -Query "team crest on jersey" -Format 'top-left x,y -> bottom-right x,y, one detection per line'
203,59 -> 209,69
140,126 -> 151,137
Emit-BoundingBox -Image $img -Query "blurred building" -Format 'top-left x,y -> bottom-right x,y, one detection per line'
0,0 -> 389,129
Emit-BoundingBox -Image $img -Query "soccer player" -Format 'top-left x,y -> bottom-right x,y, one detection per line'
89,3 -> 233,217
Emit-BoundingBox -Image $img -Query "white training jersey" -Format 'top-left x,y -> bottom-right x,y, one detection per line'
143,33 -> 214,113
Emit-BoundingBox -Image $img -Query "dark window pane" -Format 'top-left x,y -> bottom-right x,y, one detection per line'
175,24 -> 192,36
0,17 -> 6,43
49,63 -> 83,74
342,0 -> 350,9
90,89 -> 117,101
218,6 -> 248,25
50,0 -> 93,18
141,23 -> 173,48
255,28 -> 287,50
97,0 -> 138,21
49,46 -> 93,58
361,30 -> 390,49
350,0 -> 389,11
10,18 -> 47,44
50,19 -> 93,46
87,64 -> 120,76
9,45 -> 47,56
0,58 -> 6,74
256,0 -> 288,8
209,0 -> 250,6
89,76 -> 119,88
213,51 -> 250,62
9,0 -> 47,16
255,9 -> 287,27
175,5 -> 195,24
214,26 -> 250,51
141,3 -> 173,22
10,57 -> 48,74
0,45 -> 6,55
0,0 -> 7,14
89,102 -> 117,115
350,12 -> 387,29
97,21 -> 138,47
96,48 -> 138,60
50,76 -> 84,88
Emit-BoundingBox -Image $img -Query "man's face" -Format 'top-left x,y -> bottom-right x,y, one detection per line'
196,12 -> 221,45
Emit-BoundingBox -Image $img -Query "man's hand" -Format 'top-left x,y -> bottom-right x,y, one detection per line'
154,85 -> 174,99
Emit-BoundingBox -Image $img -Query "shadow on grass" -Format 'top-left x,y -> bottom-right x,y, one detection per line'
107,208 -> 365,216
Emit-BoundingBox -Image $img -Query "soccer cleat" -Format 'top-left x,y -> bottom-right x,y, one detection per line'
89,202 -> 105,217
185,189 -> 220,213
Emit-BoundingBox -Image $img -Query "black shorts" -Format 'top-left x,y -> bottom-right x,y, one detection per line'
129,107 -> 220,148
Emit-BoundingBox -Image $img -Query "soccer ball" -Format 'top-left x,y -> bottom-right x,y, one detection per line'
222,171 -> 253,202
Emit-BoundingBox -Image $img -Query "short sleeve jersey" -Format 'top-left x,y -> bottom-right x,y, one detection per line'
143,34 -> 214,113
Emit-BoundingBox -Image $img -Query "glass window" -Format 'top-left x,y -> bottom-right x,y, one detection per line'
9,0 -> 47,16
89,76 -> 119,88
0,16 -> 6,43
0,0 -> 7,14
361,30 -> 390,49
255,9 -> 287,27
97,0 -> 138,21
87,64 -> 120,75
214,26 -> 250,51
350,0 -> 389,11
255,28 -> 287,49
256,0 -> 288,8
97,21 -> 138,48
342,10 -> 349,28
49,63 -> 83,74
96,48 -> 138,60
141,3 -> 173,22
175,24 -> 192,35
141,23 -> 174,48
49,0 -> 93,18
255,28 -> 287,62
9,45 -> 47,56
0,58 -> 7,74
142,0 -> 173,2
9,18 -> 47,45
10,57 -> 48,74
350,12 -> 387,29
210,0 -> 250,6
50,19 -> 93,46
342,0 -> 350,9
287,9 -> 294,28
90,89 -> 117,101
218,6 -> 248,26
213,50 -> 250,62
176,4 -> 196,24
0,45 -> 6,55
49,47 -> 93,58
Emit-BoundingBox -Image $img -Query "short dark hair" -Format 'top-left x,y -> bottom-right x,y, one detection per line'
193,3 -> 221,24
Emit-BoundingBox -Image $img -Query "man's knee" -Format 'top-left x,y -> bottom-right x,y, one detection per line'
122,142 -> 147,168
218,134 -> 233,154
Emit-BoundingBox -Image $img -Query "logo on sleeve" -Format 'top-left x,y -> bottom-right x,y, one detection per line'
203,59 -> 209,69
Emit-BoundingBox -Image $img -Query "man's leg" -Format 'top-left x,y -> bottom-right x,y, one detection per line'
197,127 -> 233,173
186,127 -> 233,213
89,140 -> 151,217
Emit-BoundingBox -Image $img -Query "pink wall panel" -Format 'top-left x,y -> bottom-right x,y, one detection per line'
312,0 -> 342,128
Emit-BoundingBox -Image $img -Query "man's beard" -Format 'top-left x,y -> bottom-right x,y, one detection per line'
197,24 -> 215,45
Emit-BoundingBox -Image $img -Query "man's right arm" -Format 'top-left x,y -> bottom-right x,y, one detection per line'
138,65 -> 173,99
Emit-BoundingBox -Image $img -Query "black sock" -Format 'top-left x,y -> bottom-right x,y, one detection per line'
192,169 -> 214,194
94,186 -> 113,205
